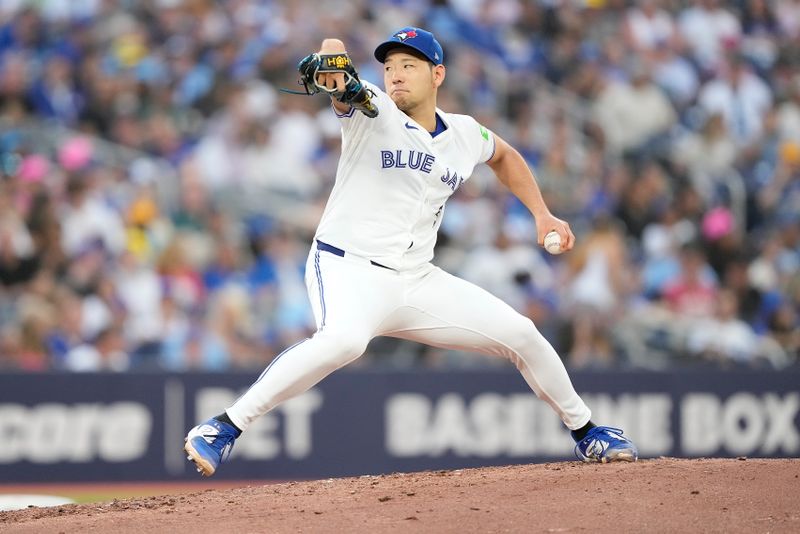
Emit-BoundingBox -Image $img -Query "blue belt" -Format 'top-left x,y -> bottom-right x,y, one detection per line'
316,240 -> 393,270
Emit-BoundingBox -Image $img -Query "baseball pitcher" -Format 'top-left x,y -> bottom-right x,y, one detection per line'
185,27 -> 638,476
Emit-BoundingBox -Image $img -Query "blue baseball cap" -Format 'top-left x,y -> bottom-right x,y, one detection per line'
374,27 -> 444,66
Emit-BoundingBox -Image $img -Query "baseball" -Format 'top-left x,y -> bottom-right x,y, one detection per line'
544,231 -> 563,255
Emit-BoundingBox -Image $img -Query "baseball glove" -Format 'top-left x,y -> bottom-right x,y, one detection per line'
295,53 -> 379,118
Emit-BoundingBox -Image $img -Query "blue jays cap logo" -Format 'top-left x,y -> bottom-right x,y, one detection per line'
394,29 -> 417,42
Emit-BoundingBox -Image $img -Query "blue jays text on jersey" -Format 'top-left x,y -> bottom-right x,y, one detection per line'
439,168 -> 464,191
380,149 -> 435,173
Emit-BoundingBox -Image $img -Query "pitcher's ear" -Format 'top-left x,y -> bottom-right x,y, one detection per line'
433,64 -> 446,87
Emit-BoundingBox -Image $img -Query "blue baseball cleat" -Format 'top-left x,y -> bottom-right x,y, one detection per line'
574,426 -> 638,463
184,419 -> 239,476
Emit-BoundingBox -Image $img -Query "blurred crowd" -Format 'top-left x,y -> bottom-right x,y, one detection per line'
0,0 -> 798,373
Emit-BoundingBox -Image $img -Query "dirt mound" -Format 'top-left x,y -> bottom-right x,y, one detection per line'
2,458 -> 798,533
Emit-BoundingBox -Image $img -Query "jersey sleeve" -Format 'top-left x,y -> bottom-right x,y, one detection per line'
463,116 -> 496,164
333,79 -> 394,131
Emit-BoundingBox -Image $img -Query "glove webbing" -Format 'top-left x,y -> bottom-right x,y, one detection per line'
293,53 -> 378,118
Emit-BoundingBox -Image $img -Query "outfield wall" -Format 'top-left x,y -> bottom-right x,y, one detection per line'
0,370 -> 797,482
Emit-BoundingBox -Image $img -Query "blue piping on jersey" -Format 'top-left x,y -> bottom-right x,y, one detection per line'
314,249 -> 327,328
486,135 -> 497,162
230,248 -> 328,404
334,105 -> 356,118
231,337 -> 310,406
255,338 -> 308,383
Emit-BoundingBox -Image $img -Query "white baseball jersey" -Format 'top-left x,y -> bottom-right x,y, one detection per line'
314,80 -> 496,271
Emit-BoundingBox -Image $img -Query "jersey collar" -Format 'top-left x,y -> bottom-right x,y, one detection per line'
401,108 -> 451,141
430,112 -> 448,138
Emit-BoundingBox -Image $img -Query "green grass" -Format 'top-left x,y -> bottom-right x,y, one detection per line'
0,480 -> 269,506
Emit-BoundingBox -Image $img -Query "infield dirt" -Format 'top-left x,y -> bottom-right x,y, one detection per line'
2,458 -> 798,533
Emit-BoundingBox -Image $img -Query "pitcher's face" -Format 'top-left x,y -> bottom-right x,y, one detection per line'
383,49 -> 442,112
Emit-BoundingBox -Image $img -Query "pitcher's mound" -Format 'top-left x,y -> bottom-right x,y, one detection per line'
2,458 -> 798,533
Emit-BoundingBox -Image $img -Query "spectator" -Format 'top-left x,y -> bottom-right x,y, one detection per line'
460,229 -> 555,315
28,53 -> 83,124
640,202 -> 697,299
776,0 -> 800,39
650,42 -> 701,109
623,0 -> 678,55
672,112 -> 737,203
698,55 -> 772,147
765,297 -> 799,364
776,76 -> 800,142
740,0 -> 780,73
678,0 -> 741,73
0,189 -> 38,287
64,326 -> 130,372
564,216 -> 632,369
615,161 -> 672,240
115,251 -> 164,368
590,59 -> 676,158
60,175 -> 127,258
686,288 -> 760,365
662,241 -> 718,318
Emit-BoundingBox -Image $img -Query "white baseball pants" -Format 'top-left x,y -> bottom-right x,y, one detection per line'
226,245 -> 592,431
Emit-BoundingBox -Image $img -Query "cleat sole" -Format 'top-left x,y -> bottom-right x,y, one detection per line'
604,451 -> 637,463
577,451 -> 638,463
184,439 -> 215,477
